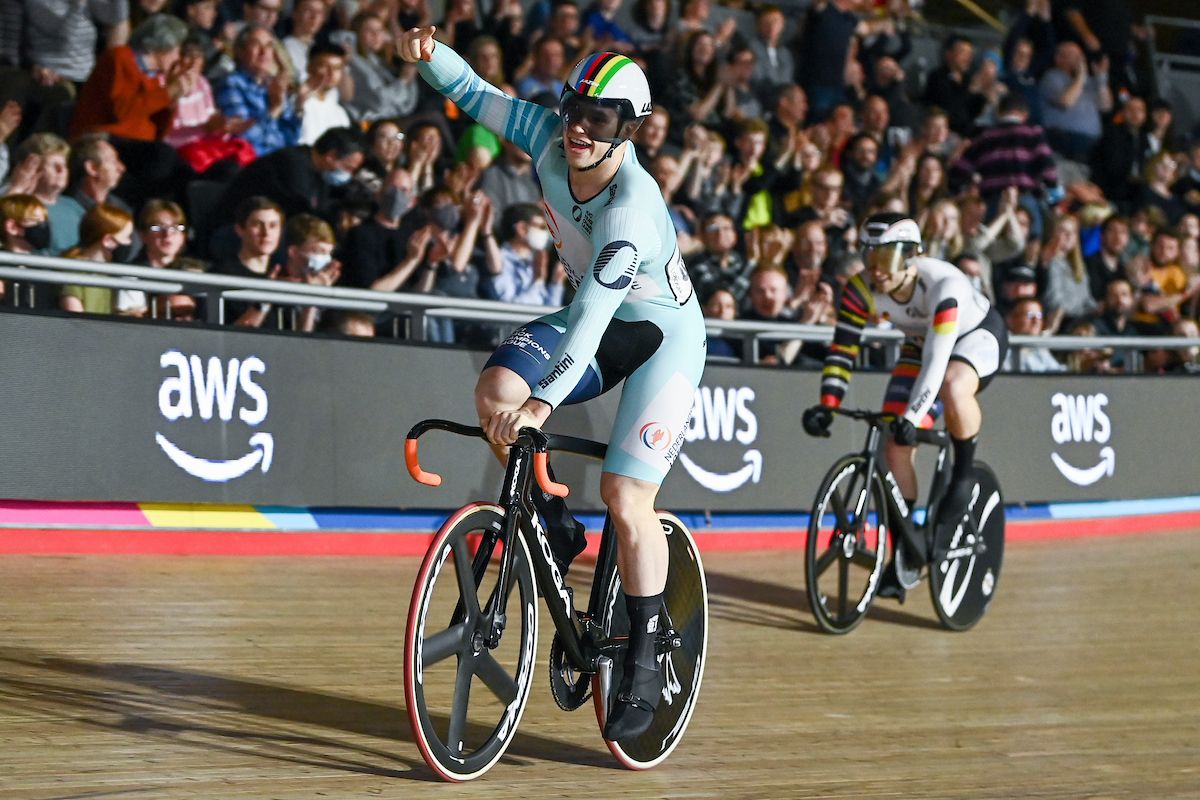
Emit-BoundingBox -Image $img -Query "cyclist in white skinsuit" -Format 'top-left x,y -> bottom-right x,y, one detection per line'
399,27 -> 706,741
803,213 -> 1008,599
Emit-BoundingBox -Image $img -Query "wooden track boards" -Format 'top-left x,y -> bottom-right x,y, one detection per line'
0,532 -> 1197,798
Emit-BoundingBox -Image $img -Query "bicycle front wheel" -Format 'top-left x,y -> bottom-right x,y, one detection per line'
805,454 -> 889,634
591,512 -> 708,770
928,463 -> 1005,631
404,503 -> 538,782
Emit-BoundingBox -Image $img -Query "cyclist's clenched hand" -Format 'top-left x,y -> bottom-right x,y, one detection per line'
890,416 -> 918,446
801,405 -> 833,438
484,402 -> 551,445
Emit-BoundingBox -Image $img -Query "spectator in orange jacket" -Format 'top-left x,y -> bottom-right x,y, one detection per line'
71,14 -> 196,203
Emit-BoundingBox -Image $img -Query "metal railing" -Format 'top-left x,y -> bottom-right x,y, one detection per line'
1,251 -> 1197,373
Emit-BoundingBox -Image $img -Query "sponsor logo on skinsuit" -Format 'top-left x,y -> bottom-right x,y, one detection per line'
640,421 -> 672,451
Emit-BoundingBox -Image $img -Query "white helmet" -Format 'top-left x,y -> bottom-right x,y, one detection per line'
860,212 -> 922,247
561,52 -> 653,123
860,212 -> 923,274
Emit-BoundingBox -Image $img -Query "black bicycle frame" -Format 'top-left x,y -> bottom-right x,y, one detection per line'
409,420 -> 617,677
843,411 -> 951,568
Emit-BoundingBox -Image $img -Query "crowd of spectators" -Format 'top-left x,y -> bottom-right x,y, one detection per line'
0,0 -> 1199,374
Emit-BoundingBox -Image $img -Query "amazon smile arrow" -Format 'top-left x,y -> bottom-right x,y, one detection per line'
156,432 -> 275,483
678,449 -> 762,493
1050,446 -> 1115,487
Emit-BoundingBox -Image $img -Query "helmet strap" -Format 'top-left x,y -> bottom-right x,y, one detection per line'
580,140 -> 622,172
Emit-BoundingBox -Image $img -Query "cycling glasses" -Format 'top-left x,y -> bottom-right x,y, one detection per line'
863,241 -> 919,275
559,92 -> 624,142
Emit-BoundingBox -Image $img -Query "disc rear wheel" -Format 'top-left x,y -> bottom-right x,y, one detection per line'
591,513 -> 708,770
927,463 -> 1005,631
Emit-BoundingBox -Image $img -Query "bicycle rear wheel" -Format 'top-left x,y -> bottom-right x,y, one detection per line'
927,463 -> 1005,631
404,503 -> 538,782
805,455 -> 889,634
591,512 -> 708,770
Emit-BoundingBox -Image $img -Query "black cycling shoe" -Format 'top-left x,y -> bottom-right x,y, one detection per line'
603,663 -> 661,741
876,560 -> 907,603
936,477 -> 975,527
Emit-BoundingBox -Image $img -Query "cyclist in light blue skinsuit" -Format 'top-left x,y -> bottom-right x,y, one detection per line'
400,27 -> 706,742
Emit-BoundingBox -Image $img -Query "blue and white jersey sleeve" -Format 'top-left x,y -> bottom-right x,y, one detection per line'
418,45 -> 559,161
531,206 -> 662,408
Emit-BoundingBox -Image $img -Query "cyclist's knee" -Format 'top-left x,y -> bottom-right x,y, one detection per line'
600,474 -> 658,523
940,362 -> 979,403
474,366 -> 530,419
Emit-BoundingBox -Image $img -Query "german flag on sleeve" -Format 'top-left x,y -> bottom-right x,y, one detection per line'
932,299 -> 959,336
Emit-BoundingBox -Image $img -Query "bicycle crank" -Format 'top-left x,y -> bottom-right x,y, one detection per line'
548,634 -> 591,711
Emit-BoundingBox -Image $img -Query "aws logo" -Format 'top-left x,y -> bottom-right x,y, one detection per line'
1049,392 -> 1114,486
155,351 -> 274,483
677,386 -> 762,493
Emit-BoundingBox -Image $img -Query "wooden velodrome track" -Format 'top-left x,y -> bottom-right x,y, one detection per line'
0,531 -> 1197,799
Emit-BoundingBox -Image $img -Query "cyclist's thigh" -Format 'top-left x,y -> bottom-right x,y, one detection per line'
881,340 -> 939,427
483,308 -> 605,405
603,309 -> 707,485
950,307 -> 1008,392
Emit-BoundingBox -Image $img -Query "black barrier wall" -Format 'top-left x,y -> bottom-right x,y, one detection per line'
0,312 -> 1196,510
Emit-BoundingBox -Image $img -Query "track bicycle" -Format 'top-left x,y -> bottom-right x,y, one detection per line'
402,419 -> 709,781
804,408 -> 1005,634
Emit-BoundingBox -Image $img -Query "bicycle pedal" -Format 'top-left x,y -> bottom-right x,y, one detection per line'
656,627 -> 682,654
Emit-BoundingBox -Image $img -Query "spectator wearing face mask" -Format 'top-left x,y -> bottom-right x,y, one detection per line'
271,213 -> 342,332
0,194 -> 53,308
481,202 -> 565,306
60,203 -> 137,315
5,133 -> 84,256
337,167 -> 427,294
218,127 -> 366,228
417,186 -> 493,345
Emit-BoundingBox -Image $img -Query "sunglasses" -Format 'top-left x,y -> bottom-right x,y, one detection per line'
146,224 -> 187,234
560,93 -> 623,142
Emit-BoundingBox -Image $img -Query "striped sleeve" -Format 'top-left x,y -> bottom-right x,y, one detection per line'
906,292 -> 960,425
820,274 -> 874,408
418,44 -> 559,162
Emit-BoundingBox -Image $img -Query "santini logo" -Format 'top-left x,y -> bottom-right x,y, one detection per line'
155,351 -> 274,483
1049,392 -> 1114,486
677,386 -> 762,493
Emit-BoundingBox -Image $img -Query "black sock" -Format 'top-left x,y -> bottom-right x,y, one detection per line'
903,496 -> 917,519
625,592 -> 664,672
950,435 -> 977,486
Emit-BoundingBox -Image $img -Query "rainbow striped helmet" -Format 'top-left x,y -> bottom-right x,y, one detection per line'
561,52 -> 652,121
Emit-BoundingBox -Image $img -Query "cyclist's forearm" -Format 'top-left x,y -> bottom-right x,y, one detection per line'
418,44 -> 555,157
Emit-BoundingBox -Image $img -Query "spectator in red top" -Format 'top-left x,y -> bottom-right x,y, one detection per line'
71,14 -> 196,204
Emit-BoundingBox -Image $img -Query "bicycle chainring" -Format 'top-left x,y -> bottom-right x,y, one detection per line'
549,634 -> 591,711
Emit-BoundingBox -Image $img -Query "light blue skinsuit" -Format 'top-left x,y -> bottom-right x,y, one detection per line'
419,45 -> 706,484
